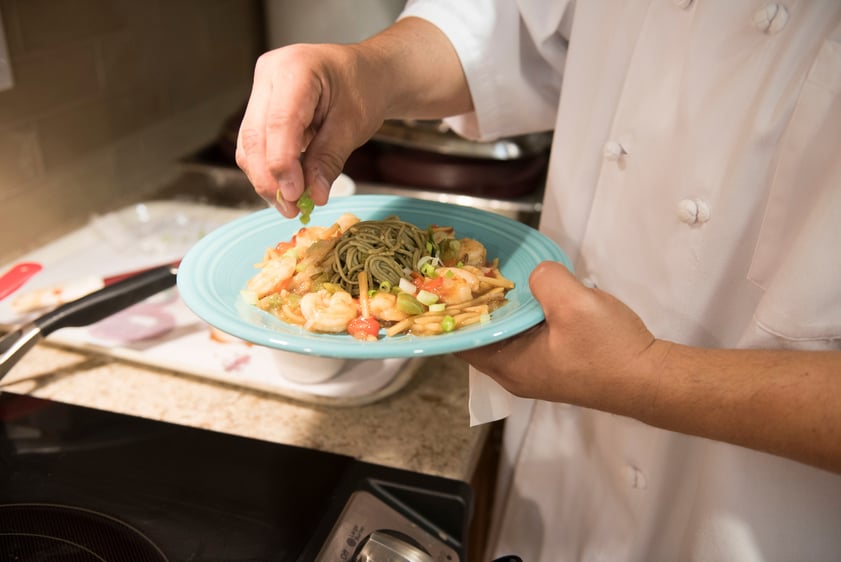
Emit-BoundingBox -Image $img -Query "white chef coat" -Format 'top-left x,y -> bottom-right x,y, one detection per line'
401,1 -> 841,560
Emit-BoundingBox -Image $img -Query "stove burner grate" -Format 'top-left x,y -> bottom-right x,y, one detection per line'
0,503 -> 168,562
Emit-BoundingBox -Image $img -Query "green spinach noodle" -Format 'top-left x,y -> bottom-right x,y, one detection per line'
322,216 -> 430,296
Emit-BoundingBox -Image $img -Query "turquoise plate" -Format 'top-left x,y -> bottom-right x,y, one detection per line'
177,195 -> 572,359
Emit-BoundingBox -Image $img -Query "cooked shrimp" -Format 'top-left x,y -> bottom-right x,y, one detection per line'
457,238 -> 487,266
246,254 -> 296,298
335,212 -> 360,232
369,292 -> 410,322
433,267 -> 480,305
293,225 -> 335,249
291,213 -> 358,250
300,289 -> 359,333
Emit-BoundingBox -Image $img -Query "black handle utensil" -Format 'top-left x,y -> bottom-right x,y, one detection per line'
0,264 -> 178,381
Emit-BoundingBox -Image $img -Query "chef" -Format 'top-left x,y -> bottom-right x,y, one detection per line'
236,1 -> 841,560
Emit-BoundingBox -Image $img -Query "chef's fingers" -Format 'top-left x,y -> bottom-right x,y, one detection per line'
263,70 -> 322,207
299,53 -> 383,207
237,75 -> 275,207
237,62 -> 288,214
236,52 -> 314,217
301,115 -> 362,206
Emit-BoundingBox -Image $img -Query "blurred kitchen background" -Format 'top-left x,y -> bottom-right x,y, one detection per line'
0,0 -> 548,267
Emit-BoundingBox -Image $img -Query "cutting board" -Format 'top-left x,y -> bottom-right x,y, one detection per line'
0,200 -> 419,406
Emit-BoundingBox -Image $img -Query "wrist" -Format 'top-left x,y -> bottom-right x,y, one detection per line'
356,17 -> 472,120
620,338 -> 679,422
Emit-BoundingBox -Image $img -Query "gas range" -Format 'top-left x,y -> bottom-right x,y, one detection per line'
0,392 -> 471,561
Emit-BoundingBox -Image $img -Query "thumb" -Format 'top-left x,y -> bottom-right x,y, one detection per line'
528,260 -> 579,306
301,124 -> 360,206
302,143 -> 350,205
528,260 -> 592,327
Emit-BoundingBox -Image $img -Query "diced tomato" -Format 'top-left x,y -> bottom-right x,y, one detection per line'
410,272 -> 444,292
421,276 -> 443,291
348,316 -> 380,341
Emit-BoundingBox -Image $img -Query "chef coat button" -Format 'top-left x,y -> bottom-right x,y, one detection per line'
753,4 -> 789,34
603,140 -> 626,161
673,0 -> 693,9
677,198 -> 710,225
622,464 -> 648,490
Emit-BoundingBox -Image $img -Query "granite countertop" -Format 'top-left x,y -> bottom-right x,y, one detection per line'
0,341 -> 487,481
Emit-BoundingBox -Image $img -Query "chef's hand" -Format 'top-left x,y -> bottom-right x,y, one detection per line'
236,18 -> 472,219
235,43 -> 385,218
457,261 -> 665,415
461,262 -> 841,474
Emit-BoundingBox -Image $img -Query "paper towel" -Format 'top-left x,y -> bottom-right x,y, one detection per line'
468,364 -> 518,426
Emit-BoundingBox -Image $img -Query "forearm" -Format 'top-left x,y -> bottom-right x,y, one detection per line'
627,342 -> 841,473
461,263 -> 841,472
354,16 -> 473,120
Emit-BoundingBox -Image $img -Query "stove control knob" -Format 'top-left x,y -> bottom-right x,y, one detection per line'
354,530 -> 434,562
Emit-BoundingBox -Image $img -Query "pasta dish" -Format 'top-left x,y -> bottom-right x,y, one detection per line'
241,213 -> 515,341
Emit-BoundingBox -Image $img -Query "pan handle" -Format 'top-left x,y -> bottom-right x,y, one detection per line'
0,324 -> 43,381
33,264 -> 178,337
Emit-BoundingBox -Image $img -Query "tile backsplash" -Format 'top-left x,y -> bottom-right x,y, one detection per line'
0,0 -> 263,264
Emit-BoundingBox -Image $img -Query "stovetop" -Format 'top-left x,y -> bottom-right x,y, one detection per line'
0,392 -> 471,561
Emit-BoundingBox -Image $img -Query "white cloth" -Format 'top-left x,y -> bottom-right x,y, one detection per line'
467,363 -> 514,423
401,1 -> 841,560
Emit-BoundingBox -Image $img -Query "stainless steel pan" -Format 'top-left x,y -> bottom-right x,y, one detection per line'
0,264 -> 178,380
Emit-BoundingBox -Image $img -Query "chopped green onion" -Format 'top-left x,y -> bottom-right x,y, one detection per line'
399,277 -> 417,294
420,262 -> 437,277
379,280 -> 392,292
441,315 -> 456,332
368,289 -> 377,297
429,303 -> 446,312
416,255 -> 442,272
296,190 -> 315,224
416,289 -> 438,306
445,270 -> 455,279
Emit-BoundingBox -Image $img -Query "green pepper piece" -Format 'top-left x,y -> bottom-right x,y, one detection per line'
396,292 -> 425,315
